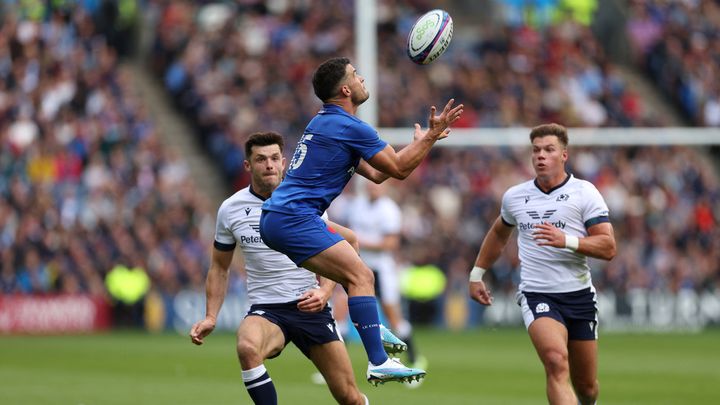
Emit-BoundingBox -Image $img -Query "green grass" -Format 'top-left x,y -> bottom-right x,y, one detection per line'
1,328 -> 718,404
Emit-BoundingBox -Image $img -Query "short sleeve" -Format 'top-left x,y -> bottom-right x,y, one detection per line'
343,121 -> 387,161
582,183 -> 610,228
500,190 -> 517,226
214,202 -> 236,249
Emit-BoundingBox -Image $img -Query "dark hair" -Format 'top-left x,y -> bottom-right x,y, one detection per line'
245,131 -> 284,158
312,57 -> 350,102
529,123 -> 569,147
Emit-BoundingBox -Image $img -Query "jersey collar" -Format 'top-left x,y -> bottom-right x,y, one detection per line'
534,173 -> 572,195
320,103 -> 346,115
249,185 -> 267,201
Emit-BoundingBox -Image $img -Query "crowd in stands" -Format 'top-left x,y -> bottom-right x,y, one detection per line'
0,2 -> 216,298
626,0 -> 720,126
1,0 -> 718,314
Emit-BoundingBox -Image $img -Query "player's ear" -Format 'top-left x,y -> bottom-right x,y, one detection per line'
340,84 -> 351,97
562,148 -> 568,162
243,159 -> 251,172
280,156 -> 286,171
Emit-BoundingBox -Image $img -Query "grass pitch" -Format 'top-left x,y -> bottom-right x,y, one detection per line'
1,328 -> 718,404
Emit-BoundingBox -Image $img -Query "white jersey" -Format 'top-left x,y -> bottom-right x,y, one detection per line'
501,175 -> 610,293
214,186 -> 320,305
347,194 -> 402,304
347,195 -> 401,274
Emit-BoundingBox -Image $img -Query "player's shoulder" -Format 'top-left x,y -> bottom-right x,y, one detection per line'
219,187 -> 261,212
504,179 -> 536,198
567,175 -> 601,194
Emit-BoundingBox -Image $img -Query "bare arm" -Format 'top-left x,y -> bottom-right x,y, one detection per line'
356,160 -> 389,184
532,221 -> 616,261
365,99 -> 463,180
189,248 -> 234,345
474,216 -> 515,269
469,216 -> 514,305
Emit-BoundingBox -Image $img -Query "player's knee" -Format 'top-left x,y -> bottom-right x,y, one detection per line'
574,379 -> 599,403
236,336 -> 262,363
358,267 -> 375,288
541,349 -> 569,377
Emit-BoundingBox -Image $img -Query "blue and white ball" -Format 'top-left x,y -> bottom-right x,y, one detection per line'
407,9 -> 453,65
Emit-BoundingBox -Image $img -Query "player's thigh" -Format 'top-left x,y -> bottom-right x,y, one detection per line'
237,315 -> 286,360
302,241 -> 374,289
308,341 -> 360,397
567,339 -> 597,387
528,317 -> 570,368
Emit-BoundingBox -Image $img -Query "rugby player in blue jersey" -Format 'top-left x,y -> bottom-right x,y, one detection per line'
260,57 -> 463,385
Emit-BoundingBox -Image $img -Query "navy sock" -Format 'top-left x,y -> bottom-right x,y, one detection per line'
242,365 -> 277,405
348,295 -> 388,365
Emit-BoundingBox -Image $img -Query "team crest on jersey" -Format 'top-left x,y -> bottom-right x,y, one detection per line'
556,194 -> 570,202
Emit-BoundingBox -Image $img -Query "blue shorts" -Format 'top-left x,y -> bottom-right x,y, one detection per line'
246,301 -> 342,358
517,287 -> 598,340
259,210 -> 343,265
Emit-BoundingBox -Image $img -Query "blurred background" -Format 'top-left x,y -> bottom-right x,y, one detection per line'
1,0 -> 719,338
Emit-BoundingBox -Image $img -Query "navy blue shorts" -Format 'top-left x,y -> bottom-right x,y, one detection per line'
245,301 -> 342,358
259,210 -> 344,265
517,287 -> 598,340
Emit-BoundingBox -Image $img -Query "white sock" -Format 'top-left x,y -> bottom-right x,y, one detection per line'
241,364 -> 267,382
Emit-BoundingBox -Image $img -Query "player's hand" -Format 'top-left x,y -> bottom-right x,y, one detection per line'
297,289 -> 329,313
189,317 -> 216,345
425,98 -> 464,140
532,222 -> 566,248
469,280 -> 493,305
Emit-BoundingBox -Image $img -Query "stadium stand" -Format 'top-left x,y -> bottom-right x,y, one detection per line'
1,0 -> 718,330
0,3 -> 214,301
626,0 -> 720,127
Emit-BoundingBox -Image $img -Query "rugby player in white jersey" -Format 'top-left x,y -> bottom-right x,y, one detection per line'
469,123 -> 616,405
190,132 -> 369,405
346,180 -> 425,377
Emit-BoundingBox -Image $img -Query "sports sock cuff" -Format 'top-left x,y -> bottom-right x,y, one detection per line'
241,364 -> 267,382
363,393 -> 369,405
348,296 -> 376,305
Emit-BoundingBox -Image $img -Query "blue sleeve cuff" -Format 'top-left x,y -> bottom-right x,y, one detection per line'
584,216 -> 610,229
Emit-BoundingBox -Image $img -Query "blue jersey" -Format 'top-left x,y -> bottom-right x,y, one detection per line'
262,104 -> 387,216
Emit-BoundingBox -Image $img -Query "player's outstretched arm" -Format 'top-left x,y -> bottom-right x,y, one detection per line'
190,248 -> 233,345
366,98 -> 463,180
469,216 -> 514,305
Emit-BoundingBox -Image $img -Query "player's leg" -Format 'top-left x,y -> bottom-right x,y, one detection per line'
260,212 -> 423,382
236,315 -> 286,405
301,242 -> 387,365
308,341 -> 367,405
528,318 -> 577,405
303,245 -> 425,384
568,339 -> 598,405
376,268 -> 416,360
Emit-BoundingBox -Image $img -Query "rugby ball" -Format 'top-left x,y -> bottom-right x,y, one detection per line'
407,9 -> 453,65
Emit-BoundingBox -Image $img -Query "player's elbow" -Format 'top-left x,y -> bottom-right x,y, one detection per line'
602,243 -> 617,261
387,167 -> 411,180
